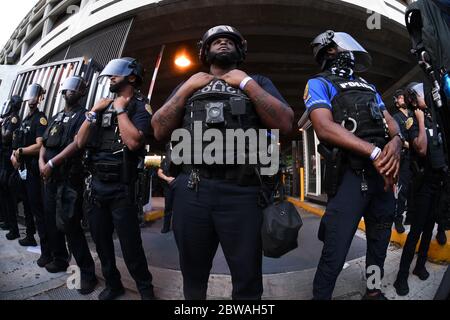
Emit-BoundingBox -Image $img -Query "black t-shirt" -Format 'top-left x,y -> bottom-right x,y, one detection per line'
22,110 -> 47,163
393,109 -> 414,143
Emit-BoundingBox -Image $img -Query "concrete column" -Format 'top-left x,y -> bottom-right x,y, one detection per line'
42,3 -> 55,38
20,42 -> 29,60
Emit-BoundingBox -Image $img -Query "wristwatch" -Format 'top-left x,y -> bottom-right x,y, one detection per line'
116,108 -> 126,116
85,111 -> 97,124
394,132 -> 406,144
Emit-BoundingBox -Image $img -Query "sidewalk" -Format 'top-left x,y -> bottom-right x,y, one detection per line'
0,200 -> 448,300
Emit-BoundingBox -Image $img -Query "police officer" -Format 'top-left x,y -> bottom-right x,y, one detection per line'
394,82 -> 447,296
152,25 -> 294,300
157,144 -> 175,233
11,84 -> 51,267
305,30 -> 403,300
76,57 -> 155,300
392,89 -> 414,234
38,75 -> 98,292
1,96 -> 35,241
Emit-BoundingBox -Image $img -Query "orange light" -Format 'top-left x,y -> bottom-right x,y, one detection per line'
175,54 -> 192,68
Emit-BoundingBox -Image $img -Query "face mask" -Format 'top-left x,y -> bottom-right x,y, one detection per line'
329,51 -> 355,78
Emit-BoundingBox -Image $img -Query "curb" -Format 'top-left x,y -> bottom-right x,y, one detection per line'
287,197 -> 450,263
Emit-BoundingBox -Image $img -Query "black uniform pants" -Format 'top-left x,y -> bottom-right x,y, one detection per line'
395,156 -> 412,221
398,170 -> 443,275
172,173 -> 263,300
44,179 -> 95,278
24,165 -> 50,257
313,168 -> 395,300
87,184 -> 153,294
162,184 -> 174,228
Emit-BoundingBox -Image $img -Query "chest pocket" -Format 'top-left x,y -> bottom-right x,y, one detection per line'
44,113 -> 68,148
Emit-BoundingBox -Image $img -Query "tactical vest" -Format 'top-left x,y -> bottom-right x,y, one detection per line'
43,108 -> 82,149
181,79 -> 261,165
11,112 -> 41,150
88,100 -> 139,183
316,72 -> 389,170
424,111 -> 446,170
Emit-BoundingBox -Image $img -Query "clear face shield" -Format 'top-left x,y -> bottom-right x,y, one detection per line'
331,32 -> 372,72
98,59 -> 134,81
23,84 -> 44,104
411,83 -> 426,107
60,77 -> 86,95
1,100 -> 11,117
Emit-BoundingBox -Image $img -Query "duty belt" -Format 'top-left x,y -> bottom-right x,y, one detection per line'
91,162 -> 122,182
182,165 -> 240,181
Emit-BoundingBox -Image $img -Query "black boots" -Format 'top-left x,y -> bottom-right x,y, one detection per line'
37,255 -> 52,268
98,286 -> 125,300
77,277 -> 98,295
6,230 -> 20,240
45,260 -> 69,273
394,273 -> 409,296
18,235 -> 37,247
412,266 -> 430,280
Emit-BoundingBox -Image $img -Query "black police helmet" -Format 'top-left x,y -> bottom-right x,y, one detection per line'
393,88 -> 405,104
61,76 -> 88,96
198,25 -> 247,66
99,57 -> 144,87
10,95 -> 23,110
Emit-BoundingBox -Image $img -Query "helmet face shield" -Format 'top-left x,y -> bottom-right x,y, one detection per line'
99,58 -> 143,86
311,30 -> 372,72
99,59 -> 135,79
23,84 -> 44,102
61,76 -> 87,95
411,83 -> 425,100
332,32 -> 372,72
2,100 -> 11,117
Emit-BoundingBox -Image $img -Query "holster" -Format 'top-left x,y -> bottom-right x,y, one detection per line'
318,144 -> 344,197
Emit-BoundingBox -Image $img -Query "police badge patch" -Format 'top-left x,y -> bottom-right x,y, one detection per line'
405,117 -> 413,130
303,83 -> 311,103
40,117 -> 47,126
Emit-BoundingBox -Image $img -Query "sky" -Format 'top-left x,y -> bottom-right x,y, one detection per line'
0,0 -> 40,50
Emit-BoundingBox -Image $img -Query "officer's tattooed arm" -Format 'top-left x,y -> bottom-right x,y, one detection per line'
152,72 -> 214,141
